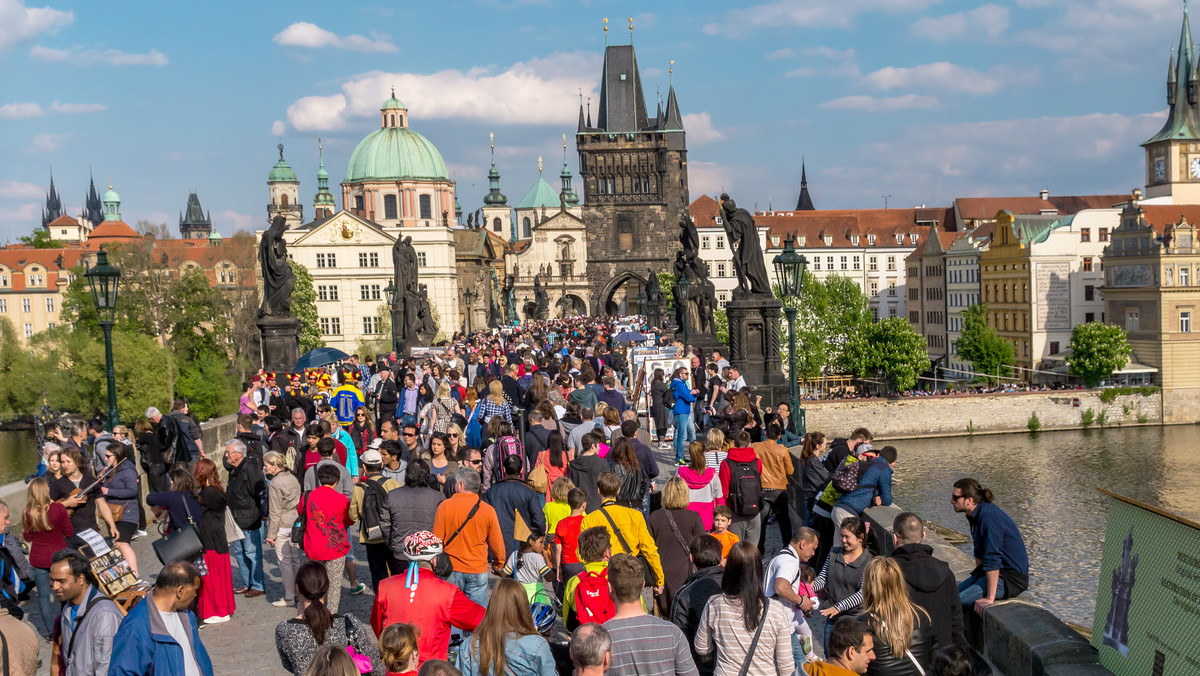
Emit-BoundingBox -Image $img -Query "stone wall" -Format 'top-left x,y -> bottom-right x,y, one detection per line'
1163,386 -> 1200,423
804,390 -> 1162,439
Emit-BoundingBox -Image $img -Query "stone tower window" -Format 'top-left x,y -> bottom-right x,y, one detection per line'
281,194 -> 289,206
618,213 -> 634,251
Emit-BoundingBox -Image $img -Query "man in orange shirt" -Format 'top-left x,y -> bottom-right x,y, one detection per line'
804,617 -> 875,676
432,467 -> 505,606
752,422 -> 795,553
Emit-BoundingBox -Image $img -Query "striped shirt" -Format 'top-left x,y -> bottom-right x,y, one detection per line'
694,596 -> 794,676
607,615 -> 699,676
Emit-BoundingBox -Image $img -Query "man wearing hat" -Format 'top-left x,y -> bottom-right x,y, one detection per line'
351,447 -> 403,592
370,531 -> 485,666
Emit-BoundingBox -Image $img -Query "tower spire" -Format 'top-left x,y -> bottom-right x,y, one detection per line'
483,132 -> 507,206
560,133 -> 579,207
628,16 -> 633,44
796,156 -> 815,211
603,17 -> 608,45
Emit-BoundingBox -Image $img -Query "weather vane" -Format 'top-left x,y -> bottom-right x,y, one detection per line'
538,156 -> 543,175
670,60 -> 675,85
628,17 -> 634,43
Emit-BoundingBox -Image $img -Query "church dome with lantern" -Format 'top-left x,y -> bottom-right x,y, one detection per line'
345,92 -> 449,183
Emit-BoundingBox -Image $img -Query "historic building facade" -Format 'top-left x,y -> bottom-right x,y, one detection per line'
943,229 -> 988,379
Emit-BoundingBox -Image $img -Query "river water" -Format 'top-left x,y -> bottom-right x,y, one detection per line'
2,424 -> 1199,624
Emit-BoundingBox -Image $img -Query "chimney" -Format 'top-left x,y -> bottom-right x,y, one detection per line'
1040,189 -> 1049,201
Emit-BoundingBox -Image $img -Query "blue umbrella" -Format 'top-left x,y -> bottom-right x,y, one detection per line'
614,330 -> 648,344
293,347 -> 350,371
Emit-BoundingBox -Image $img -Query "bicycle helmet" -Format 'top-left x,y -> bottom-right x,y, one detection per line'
530,589 -> 559,636
403,531 -> 443,562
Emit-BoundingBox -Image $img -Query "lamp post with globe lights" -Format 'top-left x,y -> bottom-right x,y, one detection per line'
772,234 -> 809,436
85,249 -> 122,430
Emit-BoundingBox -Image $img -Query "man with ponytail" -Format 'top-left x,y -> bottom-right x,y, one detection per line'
951,478 -> 1029,615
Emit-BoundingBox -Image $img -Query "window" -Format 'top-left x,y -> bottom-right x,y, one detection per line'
1127,310 -> 1139,332
316,253 -> 337,268
417,252 -> 427,267
812,258 -> 821,271
0,274 -> 6,287
889,307 -> 897,318
850,235 -> 859,246
853,257 -> 861,270
0,299 -> 5,312
1085,285 -> 1094,301
870,281 -> 878,296
493,218 -> 502,232
1099,228 -> 1109,242
717,292 -> 727,308
887,256 -> 896,271
419,194 -> 432,220
1182,311 -> 1192,334
384,194 -> 398,220
47,322 -> 55,330
1080,228 -> 1090,242
715,236 -> 725,249
873,308 -> 879,322
1183,268 -> 1191,286
1085,312 -> 1095,323
23,323 -> 32,338
1083,257 -> 1093,272
701,236 -> 710,249
522,217 -> 531,238
840,255 -> 848,270
317,285 -> 339,301
867,234 -> 876,246
21,298 -> 31,313
716,263 -> 726,277
360,284 -> 381,300
319,317 -> 342,335
359,252 -> 379,267
363,317 -> 379,334
910,311 -> 920,323
888,281 -> 896,297
45,298 -> 54,312
869,256 -> 878,271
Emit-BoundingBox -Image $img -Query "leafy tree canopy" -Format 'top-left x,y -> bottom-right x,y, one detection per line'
844,317 -> 929,391
1067,322 -> 1131,387
953,304 -> 1015,384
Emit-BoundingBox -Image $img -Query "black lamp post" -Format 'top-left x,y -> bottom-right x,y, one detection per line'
463,286 -> 476,335
85,249 -> 121,430
384,280 -> 399,354
636,291 -> 647,320
675,273 -> 691,348
772,234 -> 809,437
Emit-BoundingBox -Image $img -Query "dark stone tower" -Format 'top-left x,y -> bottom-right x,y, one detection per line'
42,173 -> 62,228
179,192 -> 213,239
84,174 -> 104,227
578,44 -> 689,316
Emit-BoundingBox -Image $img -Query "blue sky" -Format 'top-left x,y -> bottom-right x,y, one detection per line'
0,0 -> 1186,243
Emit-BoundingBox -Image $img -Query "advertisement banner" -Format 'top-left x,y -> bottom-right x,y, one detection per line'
1092,489 -> 1200,675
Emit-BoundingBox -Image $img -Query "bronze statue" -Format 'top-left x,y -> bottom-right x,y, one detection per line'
678,213 -> 699,254
534,273 -> 549,319
489,268 -> 503,327
504,274 -> 518,324
720,193 -> 772,298
258,215 -> 295,317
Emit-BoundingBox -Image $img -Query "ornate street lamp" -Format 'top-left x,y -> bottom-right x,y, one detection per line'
85,249 -> 121,430
636,291 -> 647,320
772,234 -> 809,436
384,281 -> 399,354
463,286 -> 476,335
675,273 -> 691,348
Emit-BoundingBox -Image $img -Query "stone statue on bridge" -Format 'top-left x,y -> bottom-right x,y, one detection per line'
258,215 -> 295,317
720,193 -> 773,299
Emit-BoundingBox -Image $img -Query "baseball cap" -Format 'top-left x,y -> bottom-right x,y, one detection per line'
361,449 -> 383,465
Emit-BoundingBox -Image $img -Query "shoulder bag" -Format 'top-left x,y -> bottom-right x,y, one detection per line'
663,510 -> 697,575
290,493 -> 308,546
737,600 -> 772,676
598,506 -> 656,588
152,496 -> 204,565
434,497 -> 482,572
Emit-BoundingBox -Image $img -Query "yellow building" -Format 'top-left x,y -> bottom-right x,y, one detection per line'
1103,203 -> 1200,421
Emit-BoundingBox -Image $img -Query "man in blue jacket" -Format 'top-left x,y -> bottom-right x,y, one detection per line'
669,366 -> 698,466
952,477 -> 1029,616
831,445 -> 896,529
108,560 -> 213,676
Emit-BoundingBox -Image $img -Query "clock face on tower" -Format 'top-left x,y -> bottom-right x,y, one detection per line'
1155,158 -> 1166,182
1191,156 -> 1200,179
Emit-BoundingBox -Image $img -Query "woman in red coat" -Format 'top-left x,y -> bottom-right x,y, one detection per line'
302,463 -> 354,613
22,477 -> 72,638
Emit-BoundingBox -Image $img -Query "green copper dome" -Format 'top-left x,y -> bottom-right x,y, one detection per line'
346,127 -> 449,182
517,177 -> 560,209
102,186 -> 120,204
382,95 -> 406,110
268,143 -> 298,183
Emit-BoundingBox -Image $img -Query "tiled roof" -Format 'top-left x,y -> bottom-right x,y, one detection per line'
86,220 -> 140,242
954,194 -> 1128,221
47,215 -> 80,227
1137,205 -> 1200,235
0,248 -> 87,291
689,195 -> 721,226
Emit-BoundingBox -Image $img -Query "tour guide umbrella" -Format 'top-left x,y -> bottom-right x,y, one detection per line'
293,347 -> 351,371
613,330 -> 648,344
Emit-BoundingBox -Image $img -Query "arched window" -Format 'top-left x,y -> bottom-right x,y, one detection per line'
384,195 -> 398,220
280,193 -> 289,206
522,217 -> 531,238
390,114 -> 395,127
493,217 -> 501,232
354,195 -> 365,211
419,194 -> 432,220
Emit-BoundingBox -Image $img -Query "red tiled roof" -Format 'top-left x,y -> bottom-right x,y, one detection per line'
689,195 -> 721,227
0,248 -> 87,291
955,194 -> 1128,221
86,220 -> 140,242
47,215 -> 80,227
1137,205 -> 1200,235
507,240 -> 531,254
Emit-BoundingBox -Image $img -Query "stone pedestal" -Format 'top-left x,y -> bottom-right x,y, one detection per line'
257,315 -> 302,373
726,298 -> 786,403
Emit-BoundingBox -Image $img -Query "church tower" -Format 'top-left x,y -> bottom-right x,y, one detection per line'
480,133 -> 512,239
795,159 -> 815,211
313,140 -> 336,219
84,174 -> 104,228
577,40 -> 689,315
1144,3 -> 1200,202
42,173 -> 62,228
179,192 -> 213,239
267,143 -> 303,226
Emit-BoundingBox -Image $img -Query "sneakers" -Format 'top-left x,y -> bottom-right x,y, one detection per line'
202,615 -> 231,626
349,583 -> 367,595
132,529 -> 148,540
675,458 -> 688,467
271,599 -> 293,608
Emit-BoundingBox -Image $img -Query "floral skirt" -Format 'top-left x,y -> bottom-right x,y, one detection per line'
197,550 -> 236,619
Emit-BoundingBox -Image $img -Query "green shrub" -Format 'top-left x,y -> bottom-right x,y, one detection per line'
1081,408 -> 1097,427
1137,413 -> 1149,424
967,420 -> 975,436
1122,403 -> 1132,416
1099,386 -> 1159,403
1027,412 -> 1041,432
1097,410 -> 1109,427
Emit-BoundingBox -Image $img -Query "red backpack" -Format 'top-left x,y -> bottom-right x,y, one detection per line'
573,568 -> 615,624
489,436 -> 526,484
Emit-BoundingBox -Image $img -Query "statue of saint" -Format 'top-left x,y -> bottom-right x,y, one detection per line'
720,193 -> 773,298
258,215 -> 295,317
504,274 -> 518,324
679,213 -> 700,254
645,269 -> 662,310
534,274 -> 549,319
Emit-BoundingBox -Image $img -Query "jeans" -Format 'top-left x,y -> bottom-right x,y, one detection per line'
730,513 -> 762,548
230,527 -> 265,592
673,412 -> 695,462
958,572 -> 1007,611
448,571 -> 490,608
32,566 -> 56,636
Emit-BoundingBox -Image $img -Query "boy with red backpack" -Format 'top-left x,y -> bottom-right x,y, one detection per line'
563,526 -> 616,630
480,420 -> 525,492
718,430 -> 764,548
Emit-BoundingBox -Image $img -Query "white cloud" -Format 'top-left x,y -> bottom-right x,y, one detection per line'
0,203 -> 39,222
0,102 -> 43,118
273,22 -> 397,53
0,0 -> 72,52
682,113 -> 725,144
861,62 -> 1036,95
909,4 -> 1010,41
687,161 -> 734,198
766,47 -> 794,61
286,52 -> 602,132
820,94 -> 939,110
217,210 -> 256,233
704,0 -> 942,36
29,132 -> 69,152
271,120 -> 286,136
49,101 -> 106,114
30,45 -> 168,66
0,180 -> 42,199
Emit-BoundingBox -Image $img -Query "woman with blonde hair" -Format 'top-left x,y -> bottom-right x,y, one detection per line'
421,382 -> 463,439
379,623 -> 420,676
22,477 -> 72,637
455,578 -> 555,676
477,380 -> 513,429
445,423 -> 466,461
856,557 -> 935,675
703,428 -> 727,469
647,476 -> 705,610
264,451 -> 303,607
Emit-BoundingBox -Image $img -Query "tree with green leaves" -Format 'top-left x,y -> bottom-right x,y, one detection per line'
775,274 -> 871,379
289,260 -> 324,353
19,229 -> 63,249
656,273 -> 675,311
1067,322 -> 1131,387
844,317 -> 929,391
954,304 -> 1015,383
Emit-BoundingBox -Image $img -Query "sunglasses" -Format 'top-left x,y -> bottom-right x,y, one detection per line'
356,414 -> 366,418
402,432 -> 417,437
950,494 -> 964,502
448,433 -> 458,438
467,458 -> 482,465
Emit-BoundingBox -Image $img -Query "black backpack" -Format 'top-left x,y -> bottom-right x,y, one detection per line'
359,478 -> 389,541
662,384 -> 676,411
726,458 -> 763,517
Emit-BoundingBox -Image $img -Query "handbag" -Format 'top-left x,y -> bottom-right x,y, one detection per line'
152,497 -> 204,565
599,506 -> 657,588
225,507 -> 245,543
737,601 -> 772,676
528,455 -> 549,493
663,510 -> 697,575
291,493 -> 308,546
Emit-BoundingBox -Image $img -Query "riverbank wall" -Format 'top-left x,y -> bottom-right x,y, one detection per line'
863,504 -> 1110,676
806,390 -> 1162,439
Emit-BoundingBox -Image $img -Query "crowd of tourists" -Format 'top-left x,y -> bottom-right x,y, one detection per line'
0,315 -> 1032,676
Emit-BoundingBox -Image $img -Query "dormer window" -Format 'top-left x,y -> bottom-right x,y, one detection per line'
850,235 -> 860,246
823,236 -> 832,246
867,234 -> 876,245
771,236 -> 781,247
797,235 -> 806,247
895,234 -> 903,244
911,234 -> 919,245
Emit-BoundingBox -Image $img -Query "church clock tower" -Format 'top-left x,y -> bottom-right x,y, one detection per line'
1144,4 -> 1200,203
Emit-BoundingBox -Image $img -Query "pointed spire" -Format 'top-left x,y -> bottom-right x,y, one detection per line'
664,84 -> 683,130
796,157 -> 815,211
484,132 -> 508,206
1147,1 -> 1200,144
42,170 -> 62,228
578,89 -> 587,131
586,96 -> 592,128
